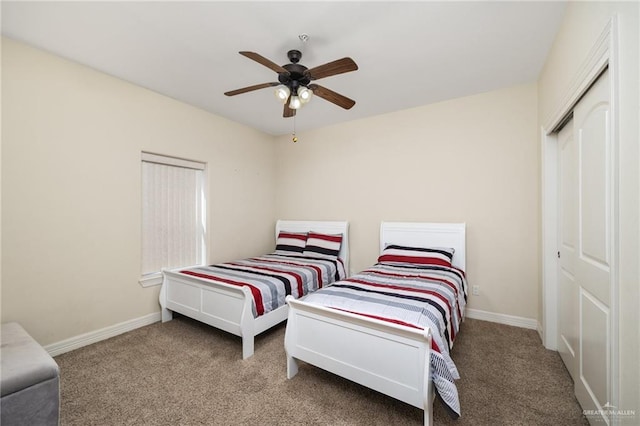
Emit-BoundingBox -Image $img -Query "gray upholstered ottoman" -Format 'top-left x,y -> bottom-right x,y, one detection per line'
1,322 -> 60,426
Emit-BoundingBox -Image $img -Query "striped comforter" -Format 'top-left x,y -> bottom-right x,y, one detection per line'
300,263 -> 467,418
180,254 -> 346,318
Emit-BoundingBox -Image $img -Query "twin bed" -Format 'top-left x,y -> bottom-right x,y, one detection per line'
159,220 -> 467,425
159,220 -> 349,359
286,222 -> 466,425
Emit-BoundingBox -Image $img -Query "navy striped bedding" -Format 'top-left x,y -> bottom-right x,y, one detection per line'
179,254 -> 346,318
300,262 -> 467,418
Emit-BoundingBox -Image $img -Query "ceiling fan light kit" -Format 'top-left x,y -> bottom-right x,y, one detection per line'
298,86 -> 313,103
289,95 -> 302,110
274,85 -> 290,103
224,45 -> 358,118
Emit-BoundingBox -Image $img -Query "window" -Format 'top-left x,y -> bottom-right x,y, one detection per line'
139,152 -> 206,287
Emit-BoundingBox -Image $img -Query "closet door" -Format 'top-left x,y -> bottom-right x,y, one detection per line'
558,69 -> 612,424
558,118 -> 578,380
574,69 -> 611,423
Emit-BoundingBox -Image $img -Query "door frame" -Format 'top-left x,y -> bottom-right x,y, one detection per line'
541,15 -> 620,412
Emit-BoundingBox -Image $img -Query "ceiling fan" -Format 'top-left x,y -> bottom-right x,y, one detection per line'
224,49 -> 358,118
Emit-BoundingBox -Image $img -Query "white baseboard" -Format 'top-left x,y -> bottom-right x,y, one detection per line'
44,309 -> 536,357
44,312 -> 161,357
466,308 -> 538,330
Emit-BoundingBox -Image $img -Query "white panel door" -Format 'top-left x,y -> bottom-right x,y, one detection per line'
574,69 -> 611,424
557,118 -> 579,380
558,69 -> 612,424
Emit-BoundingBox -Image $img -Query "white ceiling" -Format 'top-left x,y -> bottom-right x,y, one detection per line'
1,1 -> 566,136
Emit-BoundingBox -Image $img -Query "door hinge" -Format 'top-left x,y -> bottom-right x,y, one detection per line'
557,251 -> 561,259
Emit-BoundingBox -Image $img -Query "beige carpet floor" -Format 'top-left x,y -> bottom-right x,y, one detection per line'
55,316 -> 589,425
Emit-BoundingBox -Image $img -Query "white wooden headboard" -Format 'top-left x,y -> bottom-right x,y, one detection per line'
380,222 -> 466,270
275,220 -> 350,272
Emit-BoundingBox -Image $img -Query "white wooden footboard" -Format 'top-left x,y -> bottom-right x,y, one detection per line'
285,296 -> 435,426
159,269 -> 288,359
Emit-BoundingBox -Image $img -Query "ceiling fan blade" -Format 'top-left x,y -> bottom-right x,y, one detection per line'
308,84 -> 356,110
224,82 -> 279,97
283,101 -> 296,118
239,51 -> 289,74
305,57 -> 358,80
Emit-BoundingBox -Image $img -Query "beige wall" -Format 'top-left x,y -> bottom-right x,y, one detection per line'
537,1 -> 639,418
2,38 -> 542,345
1,38 -> 277,345
275,83 -> 540,320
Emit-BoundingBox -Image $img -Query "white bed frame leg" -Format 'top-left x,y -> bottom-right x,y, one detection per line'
424,407 -> 433,426
158,276 -> 173,323
423,327 -> 434,426
161,307 -> 173,323
286,354 -> 299,379
242,335 -> 254,359
284,296 -> 299,378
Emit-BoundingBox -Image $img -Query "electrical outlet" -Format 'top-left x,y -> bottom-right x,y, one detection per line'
472,285 -> 480,296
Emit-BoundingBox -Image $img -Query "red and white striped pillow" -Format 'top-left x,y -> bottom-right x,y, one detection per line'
274,231 -> 307,254
303,232 -> 343,260
378,245 -> 454,267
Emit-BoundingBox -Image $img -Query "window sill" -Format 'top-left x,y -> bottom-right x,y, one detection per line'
139,273 -> 162,288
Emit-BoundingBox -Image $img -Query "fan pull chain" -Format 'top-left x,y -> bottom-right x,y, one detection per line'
292,115 -> 298,143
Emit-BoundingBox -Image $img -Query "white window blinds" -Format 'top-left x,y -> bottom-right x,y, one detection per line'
141,152 -> 206,285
